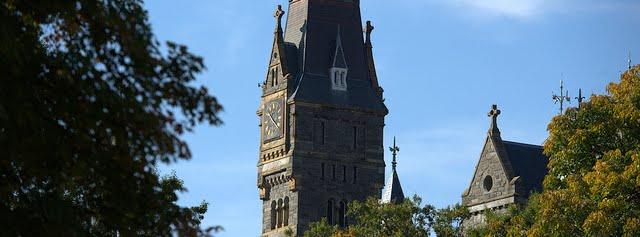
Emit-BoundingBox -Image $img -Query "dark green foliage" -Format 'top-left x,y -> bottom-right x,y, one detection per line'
432,204 -> 470,237
0,0 -> 222,236
304,218 -> 339,237
304,196 -> 437,237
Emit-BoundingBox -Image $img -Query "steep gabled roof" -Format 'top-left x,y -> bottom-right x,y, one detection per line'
462,105 -> 549,198
281,0 -> 387,113
503,141 -> 548,193
382,169 -> 404,204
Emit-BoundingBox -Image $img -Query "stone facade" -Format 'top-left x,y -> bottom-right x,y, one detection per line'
256,1 -> 388,236
461,105 -> 548,229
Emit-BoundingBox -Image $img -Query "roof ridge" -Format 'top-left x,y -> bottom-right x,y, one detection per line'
503,140 -> 543,149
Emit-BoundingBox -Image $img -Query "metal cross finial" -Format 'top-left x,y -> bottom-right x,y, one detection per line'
552,79 -> 571,114
389,136 -> 400,171
274,5 -> 285,32
488,104 -> 501,135
575,88 -> 585,109
364,21 -> 374,44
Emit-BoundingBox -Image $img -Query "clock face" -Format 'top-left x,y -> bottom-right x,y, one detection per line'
263,99 -> 283,141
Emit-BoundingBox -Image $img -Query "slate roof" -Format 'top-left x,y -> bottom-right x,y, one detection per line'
502,141 -> 549,193
281,1 -> 386,113
382,169 -> 405,204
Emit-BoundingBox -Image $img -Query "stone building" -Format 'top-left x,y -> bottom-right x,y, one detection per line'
256,0 -> 388,236
461,105 -> 549,228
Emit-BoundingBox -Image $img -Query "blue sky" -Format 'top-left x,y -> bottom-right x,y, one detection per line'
145,1 -> 640,236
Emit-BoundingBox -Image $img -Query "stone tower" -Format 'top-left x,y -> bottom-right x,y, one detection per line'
256,0 -> 388,236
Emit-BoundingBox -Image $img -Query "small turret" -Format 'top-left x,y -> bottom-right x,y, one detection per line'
382,137 -> 405,204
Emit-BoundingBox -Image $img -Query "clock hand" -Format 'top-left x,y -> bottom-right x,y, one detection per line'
268,113 -> 279,128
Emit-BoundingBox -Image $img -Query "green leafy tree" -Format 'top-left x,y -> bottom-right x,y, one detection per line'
1,0 -> 222,236
304,218 -> 339,237
432,204 -> 470,237
304,196 -> 435,237
475,65 -> 640,236
524,65 -> 640,236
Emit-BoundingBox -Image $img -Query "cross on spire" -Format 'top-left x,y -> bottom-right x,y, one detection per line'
389,136 -> 400,171
364,21 -> 374,44
274,5 -> 285,33
488,104 -> 501,136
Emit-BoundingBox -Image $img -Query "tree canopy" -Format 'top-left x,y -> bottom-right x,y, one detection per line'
469,65 -> 640,236
304,196 -> 473,237
1,0 -> 222,236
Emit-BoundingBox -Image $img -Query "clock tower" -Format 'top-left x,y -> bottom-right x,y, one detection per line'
257,1 -> 388,236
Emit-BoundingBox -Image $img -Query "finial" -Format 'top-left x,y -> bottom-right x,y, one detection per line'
274,5 -> 285,33
389,136 -> 400,171
364,21 -> 374,45
552,78 -> 571,114
629,51 -> 633,70
575,88 -> 585,108
488,104 -> 501,136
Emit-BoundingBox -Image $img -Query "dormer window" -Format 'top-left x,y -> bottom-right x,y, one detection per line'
330,67 -> 348,91
330,26 -> 348,91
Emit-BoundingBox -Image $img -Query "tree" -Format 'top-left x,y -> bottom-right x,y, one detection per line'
432,204 -> 470,237
304,219 -> 339,237
304,196 -> 435,237
475,65 -> 640,236
524,65 -> 640,236
1,0 -> 222,236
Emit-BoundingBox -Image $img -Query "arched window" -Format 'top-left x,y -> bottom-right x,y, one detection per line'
339,201 -> 347,227
327,199 -> 334,225
270,201 -> 277,230
271,69 -> 275,87
277,199 -> 284,228
283,197 -> 290,226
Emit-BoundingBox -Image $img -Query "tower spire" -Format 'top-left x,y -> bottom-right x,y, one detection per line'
629,51 -> 633,70
390,136 -> 399,171
382,136 -> 404,204
364,20 -> 383,98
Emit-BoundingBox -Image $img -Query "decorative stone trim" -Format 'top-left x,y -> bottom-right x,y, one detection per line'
262,148 -> 286,162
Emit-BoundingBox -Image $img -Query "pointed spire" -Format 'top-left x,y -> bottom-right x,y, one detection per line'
363,20 -> 383,98
629,51 -> 633,70
488,104 -> 501,137
390,136 -> 399,171
382,136 -> 404,204
264,4 -> 289,90
332,26 -> 347,69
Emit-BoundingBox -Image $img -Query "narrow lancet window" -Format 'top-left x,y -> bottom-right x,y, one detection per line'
270,201 -> 277,230
283,197 -> 289,226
